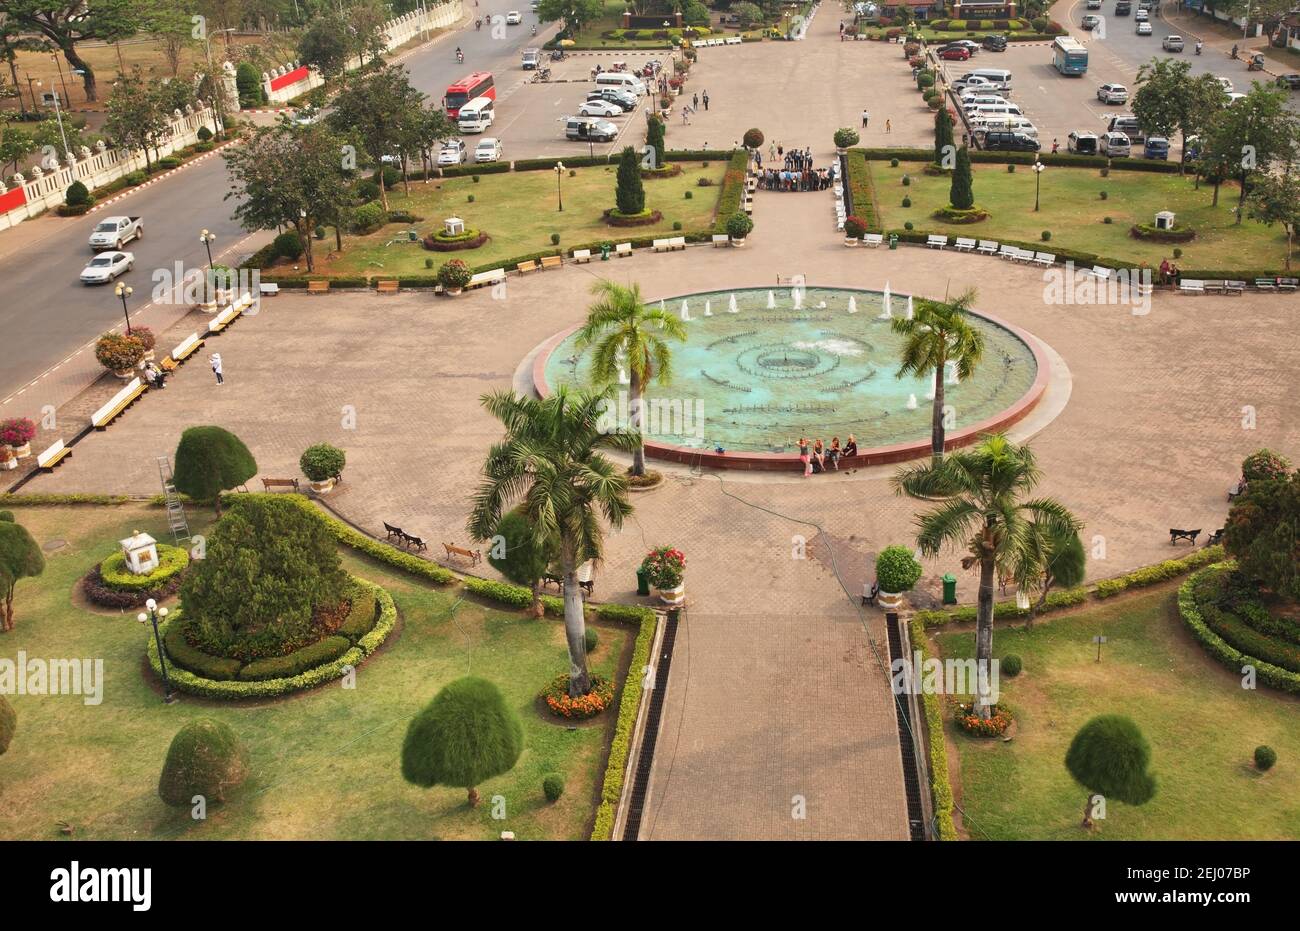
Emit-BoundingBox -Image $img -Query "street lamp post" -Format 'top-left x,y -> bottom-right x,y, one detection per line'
200,229 -> 216,269
52,53 -> 72,108
115,282 -> 134,334
138,598 -> 176,704
1033,158 -> 1045,212
555,161 -> 565,212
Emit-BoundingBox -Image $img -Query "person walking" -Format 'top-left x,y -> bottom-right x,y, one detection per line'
681,105 -> 690,125
885,118 -> 891,134
209,352 -> 224,386
769,142 -> 776,160
702,91 -> 709,111
797,437 -> 812,477
1051,138 -> 1060,154
862,108 -> 869,129
692,92 -> 699,109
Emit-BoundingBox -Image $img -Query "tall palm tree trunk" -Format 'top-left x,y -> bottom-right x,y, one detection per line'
931,363 -> 946,464
629,370 -> 646,476
529,579 -> 545,619
974,553 -> 996,719
563,566 -> 591,696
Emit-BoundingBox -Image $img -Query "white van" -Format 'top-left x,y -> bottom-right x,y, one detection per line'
967,68 -> 1013,90
457,96 -> 495,133
962,94 -> 1007,111
970,103 -> 1023,121
976,117 -> 1038,139
1099,131 -> 1131,157
595,72 -> 646,96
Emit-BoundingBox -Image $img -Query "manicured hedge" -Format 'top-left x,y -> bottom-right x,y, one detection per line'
515,155 -> 616,172
665,149 -> 735,161
843,149 -> 879,229
714,148 -> 749,234
163,621 -> 242,681
0,493 -> 135,506
1179,567 -> 1300,695
592,604 -> 657,840
99,544 -> 189,591
914,586 -> 1088,627
462,575 -> 563,616
1094,545 -> 1223,598
857,147 -> 1181,174
909,616 -> 958,840
237,635 -> 353,681
338,592 -> 379,640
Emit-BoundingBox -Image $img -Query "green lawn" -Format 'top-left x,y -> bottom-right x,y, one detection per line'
934,587 -> 1300,839
0,504 -> 629,840
872,160 -> 1291,270
316,160 -> 726,277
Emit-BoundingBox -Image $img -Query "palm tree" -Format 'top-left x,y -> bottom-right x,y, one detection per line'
576,280 -> 687,477
1013,520 -> 1086,626
893,434 -> 1080,718
891,289 -> 985,464
467,387 -> 639,696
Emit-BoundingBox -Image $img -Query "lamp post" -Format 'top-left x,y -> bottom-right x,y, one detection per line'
51,53 -> 72,108
1033,158 -> 1045,212
138,598 -> 176,704
114,282 -> 134,334
200,229 -> 216,269
555,161 -> 565,211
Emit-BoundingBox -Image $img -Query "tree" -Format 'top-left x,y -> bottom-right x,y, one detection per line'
948,145 -> 974,209
104,69 -> 171,173
401,676 -> 524,807
0,518 -> 44,633
731,2 -> 764,28
1245,171 -> 1300,270
348,0 -> 392,67
614,145 -> 646,215
0,695 -> 14,755
1016,522 -> 1085,622
576,280 -> 687,476
298,12 -> 356,80
1133,60 -> 1224,176
893,435 -> 1080,718
1224,471 -> 1299,601
148,2 -> 197,76
4,0 -> 149,103
890,289 -> 985,463
224,117 -> 351,272
933,105 -> 954,168
646,115 -> 666,170
0,23 -> 52,119
235,61 -> 265,108
1200,84 -> 1299,217
1065,715 -> 1156,828
1241,448 -> 1292,482
487,510 -> 557,618
683,0 -> 711,26
536,0 -> 606,35
328,66 -> 425,212
399,105 -> 456,193
0,118 -> 35,176
468,388 -> 638,696
180,495 -> 348,652
158,719 -> 249,807
171,425 -> 258,516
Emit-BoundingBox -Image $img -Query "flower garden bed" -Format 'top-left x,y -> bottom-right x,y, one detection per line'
81,543 -> 190,609
541,673 -> 616,720
954,701 -> 1014,737
604,208 -> 665,227
422,229 -> 489,251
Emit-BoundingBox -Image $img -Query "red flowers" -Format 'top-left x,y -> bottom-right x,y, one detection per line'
542,673 -> 615,719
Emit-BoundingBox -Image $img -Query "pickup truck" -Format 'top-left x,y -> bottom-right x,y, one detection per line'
521,47 -> 541,69
88,216 -> 143,251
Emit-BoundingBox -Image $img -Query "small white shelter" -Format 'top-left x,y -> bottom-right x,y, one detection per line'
119,531 -> 159,575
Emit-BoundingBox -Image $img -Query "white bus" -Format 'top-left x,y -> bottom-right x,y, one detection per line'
457,96 -> 496,133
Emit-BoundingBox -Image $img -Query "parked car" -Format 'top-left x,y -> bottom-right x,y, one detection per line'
505,10 -> 522,24
1099,131 -> 1131,157
578,98 -> 623,117
1082,14 -> 1101,29
565,117 -> 617,142
437,139 -> 467,165
1108,115 -> 1144,143
1136,22 -> 1152,35
1277,73 -> 1300,90
586,88 -> 637,111
982,34 -> 1008,51
1143,136 -> 1170,159
1226,92 -> 1248,104
1097,83 -> 1128,104
1162,35 -> 1184,51
80,250 -> 134,284
1086,0 -> 1102,7
939,40 -> 979,55
1216,76 -> 1235,93
88,216 -> 143,251
983,131 -> 1039,152
1115,0 -> 1132,13
1067,131 -> 1099,155
1134,7 -> 1149,20
938,46 -> 971,61
475,137 -> 503,162
521,47 -> 541,69
953,74 -> 995,92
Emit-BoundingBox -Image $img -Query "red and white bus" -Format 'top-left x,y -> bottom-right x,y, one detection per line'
444,72 -> 495,118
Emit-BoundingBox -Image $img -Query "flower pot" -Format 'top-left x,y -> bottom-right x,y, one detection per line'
7,442 -> 31,459
877,589 -> 906,611
445,286 -> 463,296
112,368 -> 136,380
309,477 -> 336,494
844,236 -> 859,247
1,456 -> 16,470
656,584 -> 685,606
730,237 -> 745,247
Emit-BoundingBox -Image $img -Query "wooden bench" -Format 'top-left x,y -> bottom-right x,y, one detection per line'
863,233 -> 884,248
953,237 -> 977,252
306,279 -> 330,294
977,240 -> 999,255
160,333 -> 204,372
515,259 -> 541,275
206,303 -> 244,335
542,573 -> 593,596
92,377 -> 147,430
36,439 -> 70,471
1169,528 -> 1201,546
539,255 -> 563,271
712,234 -> 730,247
571,248 -> 592,263
1177,279 -> 1206,295
261,477 -> 300,492
926,235 -> 948,249
402,533 -> 427,552
442,542 -> 482,566
614,242 -> 632,258
1206,528 -> 1224,546
376,279 -> 399,294
467,268 -> 506,290
384,521 -> 405,542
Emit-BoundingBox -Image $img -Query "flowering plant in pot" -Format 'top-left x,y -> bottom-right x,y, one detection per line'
131,325 -> 157,360
641,546 -> 686,605
299,443 -> 346,493
843,214 -> 867,245
94,332 -> 146,378
0,446 -> 14,471
0,418 -> 37,459
833,127 -> 860,153
725,210 -> 753,246
436,258 -> 472,294
875,545 -> 923,610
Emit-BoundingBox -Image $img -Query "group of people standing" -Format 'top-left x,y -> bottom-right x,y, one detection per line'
756,165 -> 833,192
795,436 -> 858,476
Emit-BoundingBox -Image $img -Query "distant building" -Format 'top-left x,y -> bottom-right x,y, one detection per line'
1283,11 -> 1300,50
1181,0 -> 1265,36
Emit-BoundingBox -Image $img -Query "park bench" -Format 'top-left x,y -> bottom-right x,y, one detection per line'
669,236 -> 686,249
539,255 -> 563,270
1227,480 -> 1246,501
863,232 -> 884,248
467,268 -> 505,290
712,234 -> 730,247
1169,528 -> 1201,546
998,245 -> 1018,260
1090,266 -> 1114,280
401,533 -> 427,552
376,279 -> 399,294
1253,277 -> 1276,290
652,238 -> 672,252
306,279 -> 330,294
953,237 -> 977,252
1279,277 -> 1299,291
36,439 -> 70,471
515,259 -> 541,275
442,542 -> 481,565
383,521 -> 404,542
258,282 -> 280,298
977,240 -> 999,255
1206,528 -> 1224,546
1203,280 -> 1227,294
160,333 -> 204,372
571,248 -> 592,263
1033,252 -> 1055,267
1177,279 -> 1206,295
1224,280 -> 1246,295
614,242 -> 633,258
743,198 -> 754,214
92,377 -> 147,430
261,477 -> 300,492
542,573 -> 594,596
726,36 -> 742,44
926,235 -> 948,249
207,303 -> 244,335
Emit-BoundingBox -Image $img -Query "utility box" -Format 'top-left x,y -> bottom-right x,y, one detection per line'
636,567 -> 650,596
1155,210 -> 1176,231
942,573 -> 957,605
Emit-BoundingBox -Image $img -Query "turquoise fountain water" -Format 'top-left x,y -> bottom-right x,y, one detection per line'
542,286 -> 1038,454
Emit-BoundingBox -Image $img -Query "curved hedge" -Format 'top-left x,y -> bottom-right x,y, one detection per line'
147,577 -> 397,699
99,544 -> 189,591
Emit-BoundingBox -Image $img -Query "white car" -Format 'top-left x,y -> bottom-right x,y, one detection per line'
1162,35 -> 1184,51
80,250 -> 133,285
505,10 -> 521,24
1216,76 -> 1235,94
1226,92 -> 1248,104
437,140 -> 467,165
475,137 -> 503,162
88,215 -> 142,251
1097,82 -> 1129,104
1136,22 -> 1152,35
578,99 -> 622,117
1134,8 -> 1149,20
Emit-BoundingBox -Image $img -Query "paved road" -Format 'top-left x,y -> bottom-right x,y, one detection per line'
0,7 -> 549,417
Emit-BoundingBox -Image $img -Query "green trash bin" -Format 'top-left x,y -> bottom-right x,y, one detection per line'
889,234 -> 899,250
600,243 -> 612,261
636,567 -> 650,596
943,573 -> 957,605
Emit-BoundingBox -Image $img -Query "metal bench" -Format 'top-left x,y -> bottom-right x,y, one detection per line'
1177,279 -> 1206,294
953,237 -> 977,251
863,233 -> 884,248
1169,528 -> 1201,546
926,235 -> 948,249
36,439 -> 70,471
977,240 -> 999,255
1033,252 -> 1055,266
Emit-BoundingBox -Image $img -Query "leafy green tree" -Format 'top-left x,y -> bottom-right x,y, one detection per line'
0,23 -> 51,119
1200,83 -> 1299,216
487,510 -> 557,618
0,518 -> 44,632
397,104 -> 456,193
683,0 -> 711,26
148,1 -> 197,76
0,695 -> 14,755
614,145 -> 646,215
158,719 -> 249,807
933,105 -> 954,168
401,676 -> 524,807
1224,471 -> 1299,600
348,0 -> 392,67
171,425 -> 258,516
948,145 -> 974,209
468,388 -> 638,696
1133,60 -> 1225,175
536,0 -> 606,35
1241,448 -> 1292,482
0,118 -> 35,176
4,0 -> 148,102
731,2 -> 764,28
180,494 -> 348,652
1065,715 -> 1156,828
235,62 -> 265,108
104,68 -> 172,173
328,65 -> 425,211
1016,523 -> 1086,622
893,435 -> 1080,718
299,12 -> 358,79
576,280 -> 687,476
890,289 -> 985,463
646,115 -> 666,169
1245,170 -> 1300,269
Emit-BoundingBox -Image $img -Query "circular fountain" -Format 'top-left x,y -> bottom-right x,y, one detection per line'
533,285 -> 1051,471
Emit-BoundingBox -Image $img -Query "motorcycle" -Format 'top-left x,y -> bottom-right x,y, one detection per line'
535,67 -> 551,82
611,61 -> 627,72
1194,42 -> 1202,55
551,48 -> 565,61
475,18 -> 481,29
456,50 -> 464,63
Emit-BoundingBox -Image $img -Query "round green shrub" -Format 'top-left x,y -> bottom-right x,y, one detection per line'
568,169 -> 576,177
0,511 -> 12,522
902,196 -> 912,208
472,173 -> 481,183
1255,745 -> 1277,771
904,220 -> 915,230
172,425 -> 257,505
158,719 -> 249,807
355,180 -> 381,202
272,230 -> 304,261
585,627 -> 598,653
1099,190 -> 1108,200
425,257 -> 434,268
65,180 -> 92,208
833,127 -> 860,149
725,212 -> 753,239
1065,715 -> 1156,806
158,156 -> 181,170
902,174 -> 911,186
1172,247 -> 1182,259
375,166 -> 399,190
124,170 -> 147,186
314,225 -> 325,240
742,128 -> 765,149
542,772 -> 565,802
672,220 -> 682,230
348,201 -> 387,235
891,158 -> 900,168
197,126 -> 214,142
1041,230 -> 1051,242
1001,654 -> 1023,677
468,194 -> 475,203
1103,216 -> 1113,224
550,232 -> 560,244
685,190 -> 693,199
299,443 -> 345,482
876,545 -> 923,593
0,695 -> 14,755
1007,164 -> 1016,173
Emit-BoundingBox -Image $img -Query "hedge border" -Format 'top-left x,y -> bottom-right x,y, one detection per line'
843,148 -> 879,230
908,615 -> 958,840
856,146 -> 1183,174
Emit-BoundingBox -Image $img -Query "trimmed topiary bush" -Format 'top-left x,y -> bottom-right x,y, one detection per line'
299,443 -> 345,482
65,180 -> 92,208
901,196 -> 912,208
833,127 -> 861,149
1041,230 -> 1051,241
1255,745 -> 1277,771
1065,715 -> 1156,826
585,627 -> 598,653
172,426 -> 257,514
543,772 -> 565,802
1001,654 -> 1022,677
742,128 -> 764,150
272,230 -> 304,261
725,211 -> 753,240
876,545 -> 923,593
348,201 -> 387,235
158,719 -> 249,806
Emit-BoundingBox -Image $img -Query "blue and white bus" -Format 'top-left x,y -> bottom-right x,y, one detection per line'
1052,37 -> 1089,75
